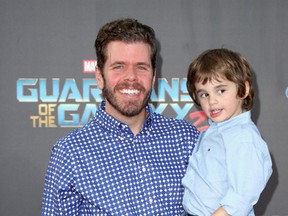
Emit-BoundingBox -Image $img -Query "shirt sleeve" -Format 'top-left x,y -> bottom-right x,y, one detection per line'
42,139 -> 81,216
220,127 -> 272,215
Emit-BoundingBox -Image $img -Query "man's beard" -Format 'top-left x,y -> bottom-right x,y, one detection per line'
102,82 -> 152,117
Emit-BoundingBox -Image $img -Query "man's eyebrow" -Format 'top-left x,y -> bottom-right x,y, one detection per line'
110,61 -> 124,65
136,62 -> 151,66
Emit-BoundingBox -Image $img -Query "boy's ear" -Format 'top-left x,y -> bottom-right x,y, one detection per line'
192,93 -> 200,106
243,81 -> 250,98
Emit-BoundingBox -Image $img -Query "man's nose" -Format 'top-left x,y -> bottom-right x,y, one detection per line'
125,67 -> 137,81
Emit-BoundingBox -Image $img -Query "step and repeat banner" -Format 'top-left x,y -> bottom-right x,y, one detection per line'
1,0 -> 287,215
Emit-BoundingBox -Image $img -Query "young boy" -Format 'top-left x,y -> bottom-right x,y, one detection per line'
182,48 -> 273,216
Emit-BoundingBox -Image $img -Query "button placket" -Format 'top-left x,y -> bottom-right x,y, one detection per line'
134,134 -> 158,210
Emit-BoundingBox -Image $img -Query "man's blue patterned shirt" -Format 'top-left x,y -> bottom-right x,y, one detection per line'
42,101 -> 199,216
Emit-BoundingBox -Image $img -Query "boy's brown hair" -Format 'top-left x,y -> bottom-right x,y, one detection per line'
187,48 -> 254,110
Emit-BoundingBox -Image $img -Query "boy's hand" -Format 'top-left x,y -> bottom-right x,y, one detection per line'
211,207 -> 230,216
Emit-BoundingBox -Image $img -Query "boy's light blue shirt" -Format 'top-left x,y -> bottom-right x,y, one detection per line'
182,111 -> 272,216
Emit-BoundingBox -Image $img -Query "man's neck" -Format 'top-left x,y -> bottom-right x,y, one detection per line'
105,102 -> 147,135
122,111 -> 147,135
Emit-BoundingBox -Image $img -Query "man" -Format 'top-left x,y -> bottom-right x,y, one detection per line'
42,18 -> 199,216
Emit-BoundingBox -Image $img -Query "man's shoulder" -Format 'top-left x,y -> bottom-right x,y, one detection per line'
53,118 -> 99,149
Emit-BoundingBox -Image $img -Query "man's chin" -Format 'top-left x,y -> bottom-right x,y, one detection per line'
120,106 -> 143,117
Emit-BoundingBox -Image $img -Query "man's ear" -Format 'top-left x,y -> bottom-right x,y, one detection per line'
95,68 -> 104,90
152,69 -> 156,86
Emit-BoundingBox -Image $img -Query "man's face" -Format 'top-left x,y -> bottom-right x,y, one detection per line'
96,41 -> 155,118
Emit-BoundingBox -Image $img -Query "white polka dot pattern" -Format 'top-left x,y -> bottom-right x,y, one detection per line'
42,101 -> 199,216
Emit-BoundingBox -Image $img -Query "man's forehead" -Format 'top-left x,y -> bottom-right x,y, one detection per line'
105,41 -> 152,63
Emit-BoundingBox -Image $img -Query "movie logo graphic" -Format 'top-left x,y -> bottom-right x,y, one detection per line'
16,60 -> 208,131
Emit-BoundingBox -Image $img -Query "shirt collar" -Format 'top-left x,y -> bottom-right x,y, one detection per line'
94,101 -> 154,135
208,110 -> 251,129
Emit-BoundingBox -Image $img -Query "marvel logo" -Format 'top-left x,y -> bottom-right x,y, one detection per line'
83,60 -> 97,73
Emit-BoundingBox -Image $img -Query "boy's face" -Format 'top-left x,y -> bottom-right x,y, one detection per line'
195,77 -> 248,123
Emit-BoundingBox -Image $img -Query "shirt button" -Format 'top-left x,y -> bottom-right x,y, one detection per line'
142,166 -> 146,172
149,198 -> 153,204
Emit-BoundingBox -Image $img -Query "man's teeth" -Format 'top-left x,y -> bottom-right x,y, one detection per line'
120,89 -> 140,94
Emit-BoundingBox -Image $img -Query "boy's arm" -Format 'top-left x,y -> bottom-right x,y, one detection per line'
219,129 -> 272,215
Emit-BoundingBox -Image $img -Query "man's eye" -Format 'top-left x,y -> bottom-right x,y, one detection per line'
112,65 -> 124,70
137,66 -> 149,71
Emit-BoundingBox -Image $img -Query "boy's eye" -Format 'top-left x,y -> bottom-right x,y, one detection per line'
218,89 -> 226,94
198,92 -> 208,98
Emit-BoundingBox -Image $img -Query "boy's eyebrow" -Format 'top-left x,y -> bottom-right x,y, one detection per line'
215,83 -> 226,86
196,89 -> 205,94
214,84 -> 228,88
195,84 -> 228,93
